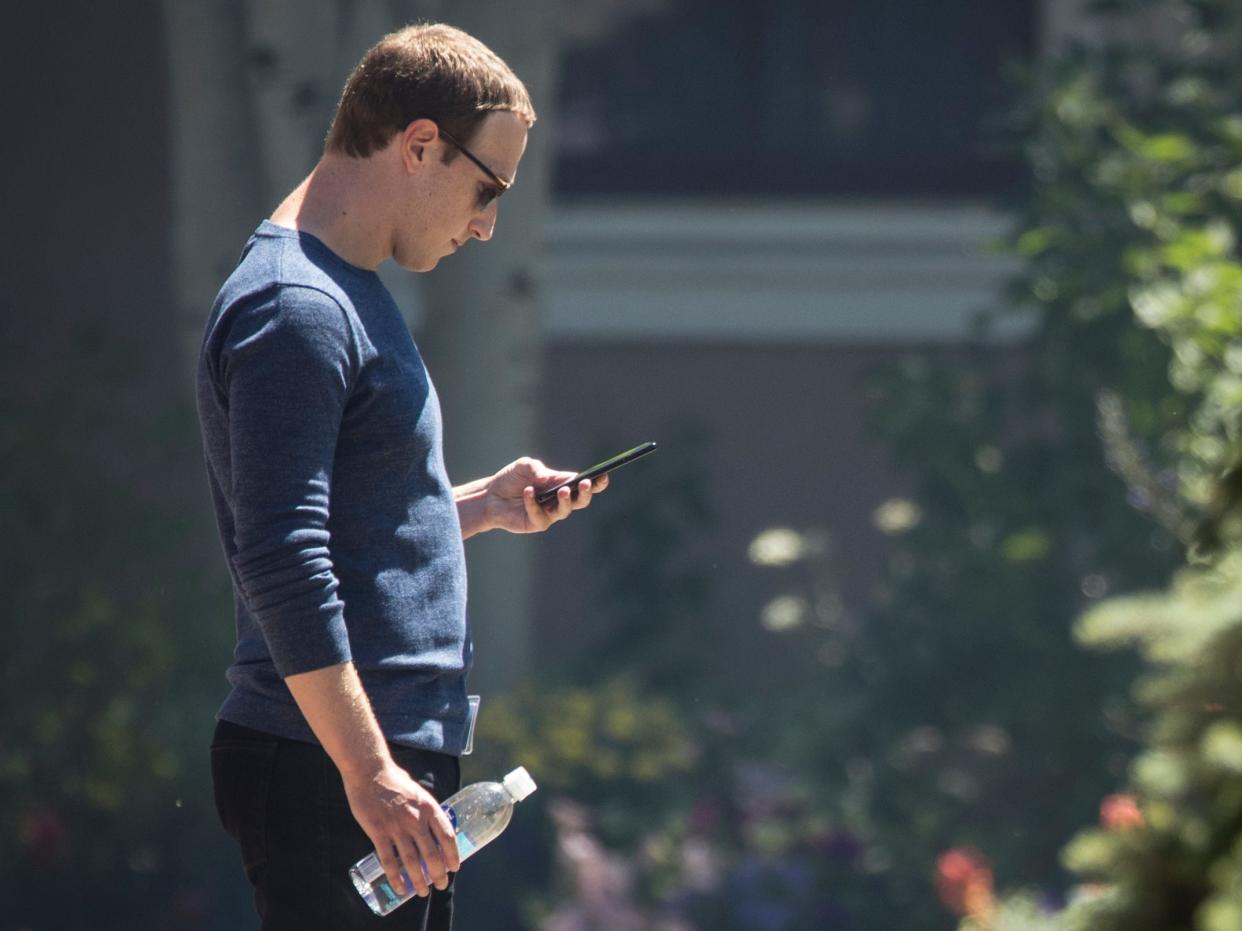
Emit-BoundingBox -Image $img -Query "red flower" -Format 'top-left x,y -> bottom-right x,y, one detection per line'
935,847 -> 995,920
1099,794 -> 1143,831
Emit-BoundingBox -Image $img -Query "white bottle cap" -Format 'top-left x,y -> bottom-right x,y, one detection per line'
502,766 -> 537,802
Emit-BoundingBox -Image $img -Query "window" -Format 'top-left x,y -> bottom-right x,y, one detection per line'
554,0 -> 1036,198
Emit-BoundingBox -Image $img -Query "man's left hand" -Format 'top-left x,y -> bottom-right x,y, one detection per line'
481,457 -> 608,534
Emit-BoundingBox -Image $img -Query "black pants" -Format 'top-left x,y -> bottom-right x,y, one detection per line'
211,719 -> 460,930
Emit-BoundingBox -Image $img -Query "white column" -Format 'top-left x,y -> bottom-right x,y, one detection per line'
416,0 -> 559,691
163,1 -> 265,380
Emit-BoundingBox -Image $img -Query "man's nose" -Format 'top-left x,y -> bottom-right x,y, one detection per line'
468,210 -> 496,242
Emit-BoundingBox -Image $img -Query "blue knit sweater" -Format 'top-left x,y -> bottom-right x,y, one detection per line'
196,221 -> 472,753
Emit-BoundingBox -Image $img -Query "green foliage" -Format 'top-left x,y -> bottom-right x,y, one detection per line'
640,1 -> 1242,928
975,558 -> 1242,931
475,1 -> 1242,926
452,427 -> 720,929
951,1 -> 1242,929
518,1 -> 1242,920
469,678 -> 697,847
579,423 -> 717,694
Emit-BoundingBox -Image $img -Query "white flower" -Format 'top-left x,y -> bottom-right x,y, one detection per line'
748,528 -> 805,567
873,498 -> 922,534
761,595 -> 808,632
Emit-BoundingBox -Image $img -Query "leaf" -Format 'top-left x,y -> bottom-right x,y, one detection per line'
1000,528 -> 1051,562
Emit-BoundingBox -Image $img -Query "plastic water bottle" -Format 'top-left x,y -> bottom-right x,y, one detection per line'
349,766 -> 538,916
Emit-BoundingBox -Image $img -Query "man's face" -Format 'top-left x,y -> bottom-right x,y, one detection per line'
396,111 -> 529,272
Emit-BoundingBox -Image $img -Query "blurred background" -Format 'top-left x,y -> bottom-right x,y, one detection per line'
6,0 -> 1242,928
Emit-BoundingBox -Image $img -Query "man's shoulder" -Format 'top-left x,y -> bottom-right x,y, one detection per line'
203,237 -> 360,368
203,223 -> 395,375
220,225 -> 355,313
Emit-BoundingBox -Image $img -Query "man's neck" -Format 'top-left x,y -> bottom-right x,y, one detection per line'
270,153 -> 394,271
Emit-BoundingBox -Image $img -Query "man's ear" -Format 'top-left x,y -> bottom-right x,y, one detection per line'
400,119 -> 441,175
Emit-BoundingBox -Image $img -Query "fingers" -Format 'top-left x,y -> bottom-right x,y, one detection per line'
570,476 -> 608,509
557,477 -> 605,513
366,795 -> 457,898
375,823 -> 452,897
374,838 -> 417,897
522,485 -> 554,527
545,484 -> 576,522
346,762 -> 459,901
399,824 -> 451,893
534,475 -> 608,512
429,805 -> 462,872
521,472 -> 609,532
416,804 -> 459,887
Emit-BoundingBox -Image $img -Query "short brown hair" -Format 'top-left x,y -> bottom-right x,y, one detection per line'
325,23 -> 536,158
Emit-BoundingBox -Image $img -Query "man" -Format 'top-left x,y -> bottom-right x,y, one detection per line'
196,23 -> 602,930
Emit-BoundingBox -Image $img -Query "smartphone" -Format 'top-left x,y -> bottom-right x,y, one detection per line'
536,441 -> 658,505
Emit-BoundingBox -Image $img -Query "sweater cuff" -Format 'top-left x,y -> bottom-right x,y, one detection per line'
260,604 -> 353,678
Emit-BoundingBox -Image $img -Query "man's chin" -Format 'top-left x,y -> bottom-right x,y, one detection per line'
396,255 -> 440,273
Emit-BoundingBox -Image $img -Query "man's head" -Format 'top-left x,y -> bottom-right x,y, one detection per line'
325,23 -> 536,159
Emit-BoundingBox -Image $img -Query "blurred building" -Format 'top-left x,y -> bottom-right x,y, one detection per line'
528,0 -> 1048,675
5,0 -> 1076,688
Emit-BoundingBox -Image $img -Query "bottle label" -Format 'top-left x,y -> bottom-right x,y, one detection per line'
442,804 -> 476,858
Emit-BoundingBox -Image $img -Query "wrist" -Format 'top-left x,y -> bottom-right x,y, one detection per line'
455,482 -> 495,538
336,746 -> 396,785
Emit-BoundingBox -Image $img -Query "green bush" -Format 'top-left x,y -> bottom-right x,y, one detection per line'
948,0 -> 1242,928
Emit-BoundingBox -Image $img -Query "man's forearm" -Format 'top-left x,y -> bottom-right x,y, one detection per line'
284,661 -> 461,896
284,661 -> 392,780
453,477 -> 493,540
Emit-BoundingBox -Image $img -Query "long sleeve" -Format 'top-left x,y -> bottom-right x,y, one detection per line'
199,223 -> 470,753
212,286 -> 357,676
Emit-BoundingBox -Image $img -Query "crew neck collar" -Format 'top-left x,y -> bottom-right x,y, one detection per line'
257,220 -> 380,278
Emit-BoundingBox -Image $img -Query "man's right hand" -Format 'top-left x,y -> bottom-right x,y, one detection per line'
343,760 -> 462,897
283,662 -> 462,897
